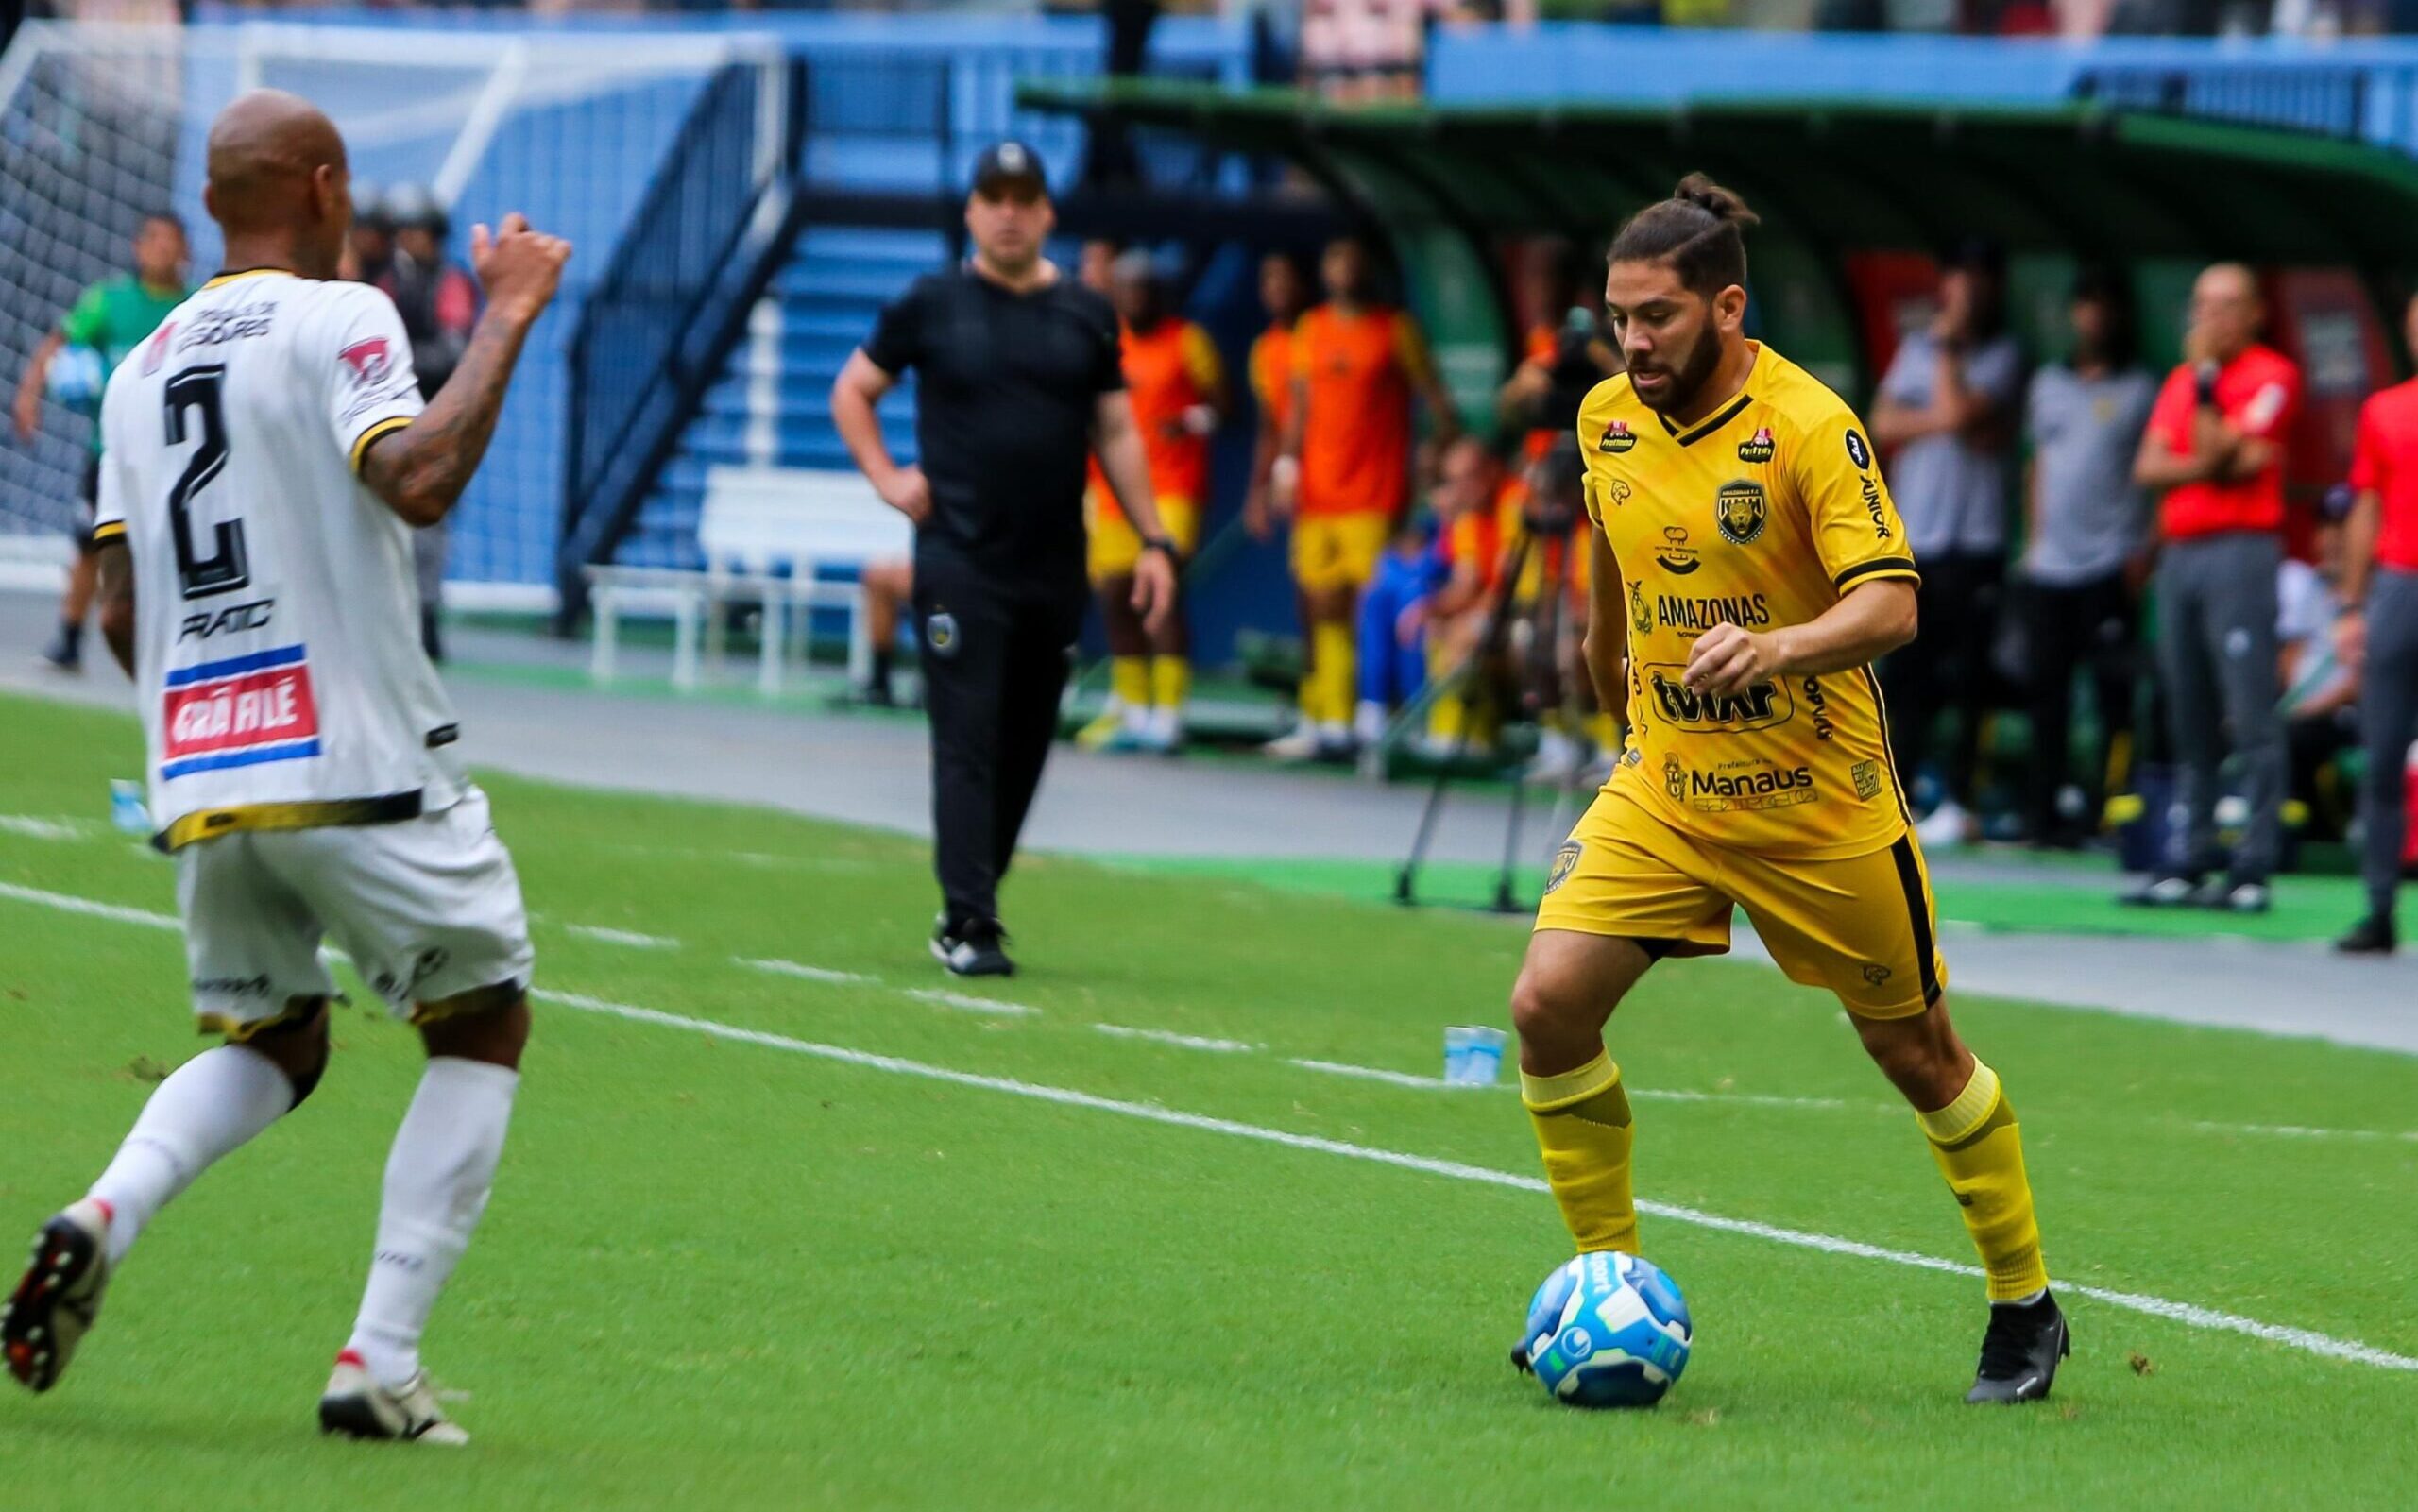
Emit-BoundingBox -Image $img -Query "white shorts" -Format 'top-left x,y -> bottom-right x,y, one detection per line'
176,788 -> 535,1039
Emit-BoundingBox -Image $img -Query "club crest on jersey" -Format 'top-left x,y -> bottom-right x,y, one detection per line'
1737,427 -> 1775,464
1600,419 -> 1637,454
337,336 -> 393,387
1546,841 -> 1583,894
1714,480 -> 1767,546
925,609 -> 961,659
160,645 -> 322,780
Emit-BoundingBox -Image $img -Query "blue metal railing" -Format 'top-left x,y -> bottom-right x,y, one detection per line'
2073,63 -> 2390,140
558,56 -> 804,620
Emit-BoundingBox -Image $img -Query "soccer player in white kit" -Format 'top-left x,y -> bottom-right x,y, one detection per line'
1,91 -> 569,1444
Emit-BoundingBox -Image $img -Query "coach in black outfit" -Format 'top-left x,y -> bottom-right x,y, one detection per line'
832,142 -> 1175,977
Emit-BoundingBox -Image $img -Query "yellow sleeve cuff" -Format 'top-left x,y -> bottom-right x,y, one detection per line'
349,416 -> 412,475
90,519 -> 127,544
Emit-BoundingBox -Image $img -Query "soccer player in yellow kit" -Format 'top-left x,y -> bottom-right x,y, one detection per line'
1507,178 -> 2067,1404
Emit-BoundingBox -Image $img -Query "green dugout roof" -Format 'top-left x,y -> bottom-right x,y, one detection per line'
1018,79 -> 2418,271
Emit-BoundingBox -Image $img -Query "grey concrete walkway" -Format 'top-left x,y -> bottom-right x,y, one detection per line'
4,587 -> 2409,1054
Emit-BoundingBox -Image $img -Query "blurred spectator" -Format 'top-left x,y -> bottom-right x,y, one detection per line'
2125,263 -> 2300,913
2332,290 -> 2418,953
2016,266 -> 2157,847
1302,0 -> 1453,101
1402,434 -> 1513,757
348,183 -> 393,288
2277,492 -> 2358,846
1267,234 -> 1458,763
1243,250 -> 1310,543
376,185 -> 477,664
1871,238 -> 2023,846
860,555 -> 915,706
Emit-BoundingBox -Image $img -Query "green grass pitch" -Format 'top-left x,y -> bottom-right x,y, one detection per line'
1,690 -> 2412,1508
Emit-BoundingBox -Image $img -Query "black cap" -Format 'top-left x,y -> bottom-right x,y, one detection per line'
971,140 -> 1048,198
1941,236 -> 2005,278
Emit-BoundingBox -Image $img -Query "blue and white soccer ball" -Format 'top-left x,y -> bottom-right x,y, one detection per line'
1520,1250 -> 1693,1408
46,345 -> 104,408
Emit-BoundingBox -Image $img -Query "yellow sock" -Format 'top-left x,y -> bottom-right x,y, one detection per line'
1522,1052 -> 1639,1255
1428,690 -> 1468,743
1149,655 -> 1189,711
1313,622 -> 1355,728
1110,656 -> 1150,711
1918,1060 -> 2050,1301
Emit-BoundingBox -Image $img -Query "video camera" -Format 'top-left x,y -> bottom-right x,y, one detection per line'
1522,434 -> 1587,538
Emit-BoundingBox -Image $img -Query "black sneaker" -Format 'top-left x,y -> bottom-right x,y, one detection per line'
36,634 -> 79,674
1967,1291 -> 2069,1404
931,915 -> 1013,977
2120,872 -> 2201,908
2335,914 -> 2397,955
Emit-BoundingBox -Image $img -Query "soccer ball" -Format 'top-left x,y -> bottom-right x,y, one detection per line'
46,345 -> 104,408
1519,1250 -> 1693,1408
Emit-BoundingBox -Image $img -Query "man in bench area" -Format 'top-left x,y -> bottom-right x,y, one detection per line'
831,141 -> 1176,977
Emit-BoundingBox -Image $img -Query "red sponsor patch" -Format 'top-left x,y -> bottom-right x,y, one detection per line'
337,336 -> 392,388
141,322 -> 176,376
163,661 -> 320,767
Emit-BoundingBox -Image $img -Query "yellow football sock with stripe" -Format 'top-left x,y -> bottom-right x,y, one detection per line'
1110,656 -> 1150,712
1149,656 -> 1190,711
1918,1059 -> 2050,1301
1313,622 -> 1355,728
1428,690 -> 1469,744
1522,1051 -> 1639,1255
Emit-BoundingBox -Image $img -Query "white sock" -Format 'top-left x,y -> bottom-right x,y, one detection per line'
346,1058 -> 519,1389
87,1045 -> 294,1266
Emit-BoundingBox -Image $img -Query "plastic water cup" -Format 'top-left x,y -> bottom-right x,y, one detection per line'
109,779 -> 151,837
1444,1026 -> 1509,1086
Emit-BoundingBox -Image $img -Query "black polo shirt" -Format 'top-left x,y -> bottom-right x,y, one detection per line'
863,264 -> 1124,603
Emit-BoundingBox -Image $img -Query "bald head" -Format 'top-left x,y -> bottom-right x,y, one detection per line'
2189,262 -> 2264,364
205,90 -> 351,278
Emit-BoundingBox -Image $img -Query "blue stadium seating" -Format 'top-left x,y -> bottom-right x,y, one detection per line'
613,226 -> 944,571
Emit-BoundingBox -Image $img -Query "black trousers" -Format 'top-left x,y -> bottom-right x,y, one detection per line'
914,558 -> 1081,927
2018,570 -> 2137,842
1882,550 -> 2002,808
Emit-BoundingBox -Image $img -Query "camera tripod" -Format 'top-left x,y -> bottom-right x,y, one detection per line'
1393,517 -> 1598,914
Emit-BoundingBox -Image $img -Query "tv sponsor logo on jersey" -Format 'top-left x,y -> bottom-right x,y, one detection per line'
161,644 -> 322,779
1644,665 -> 1793,731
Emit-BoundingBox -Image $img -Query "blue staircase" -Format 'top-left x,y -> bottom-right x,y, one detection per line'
614,225 -> 945,569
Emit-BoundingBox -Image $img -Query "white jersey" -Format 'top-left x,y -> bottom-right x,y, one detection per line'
95,269 -> 466,851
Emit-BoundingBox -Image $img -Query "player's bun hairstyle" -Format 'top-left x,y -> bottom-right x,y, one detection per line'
1608,174 -> 1760,297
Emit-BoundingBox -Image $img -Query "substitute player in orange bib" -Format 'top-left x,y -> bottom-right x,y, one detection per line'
1505,178 -> 2066,1403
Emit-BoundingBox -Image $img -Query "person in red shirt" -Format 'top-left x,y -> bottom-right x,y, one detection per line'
2126,263 -> 2302,913
2330,292 -> 2418,953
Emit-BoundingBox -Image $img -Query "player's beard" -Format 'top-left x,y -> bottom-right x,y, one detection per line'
1630,328 -> 1724,418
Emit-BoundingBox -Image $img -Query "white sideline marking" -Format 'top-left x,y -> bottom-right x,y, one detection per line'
0,880 -> 178,931
7,879 -> 2416,1375
2192,1120 -> 2418,1145
567,925 -> 679,950
741,957 -> 879,986
902,987 -> 1037,1017
0,814 -> 86,841
1292,1057 -> 1865,1112
1290,1058 -> 1474,1090
532,988 -> 2418,1375
1093,1023 -> 1259,1054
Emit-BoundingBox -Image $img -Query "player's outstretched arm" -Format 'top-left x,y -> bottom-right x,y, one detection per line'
359,214 -> 569,527
94,539 -> 135,679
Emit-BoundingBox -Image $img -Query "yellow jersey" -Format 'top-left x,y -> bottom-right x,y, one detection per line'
1578,343 -> 1919,859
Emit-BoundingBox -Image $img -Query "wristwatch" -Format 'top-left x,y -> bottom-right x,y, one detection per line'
1140,536 -> 1179,560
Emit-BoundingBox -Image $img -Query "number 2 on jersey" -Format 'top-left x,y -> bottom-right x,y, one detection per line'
163,365 -> 249,600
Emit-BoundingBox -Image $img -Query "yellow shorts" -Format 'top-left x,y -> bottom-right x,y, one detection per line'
1291,511 -> 1393,594
1534,776 -> 1946,1019
1086,494 -> 1200,583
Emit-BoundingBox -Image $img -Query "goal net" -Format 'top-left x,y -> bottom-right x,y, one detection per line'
0,20 -> 776,601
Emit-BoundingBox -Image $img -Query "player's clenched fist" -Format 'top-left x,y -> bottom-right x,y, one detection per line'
471,212 -> 572,325
1683,621 -> 1787,699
